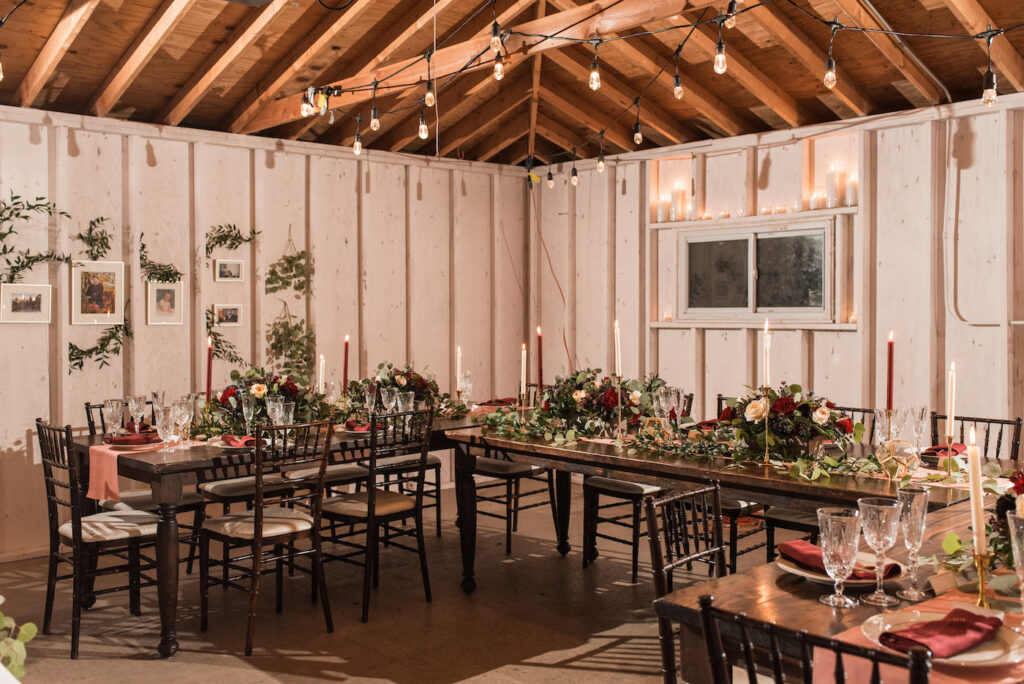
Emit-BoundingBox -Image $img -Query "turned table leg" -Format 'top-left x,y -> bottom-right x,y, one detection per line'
555,470 -> 572,556
453,443 -> 477,594
152,476 -> 183,658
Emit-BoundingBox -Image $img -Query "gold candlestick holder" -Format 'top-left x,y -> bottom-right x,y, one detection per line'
974,553 -> 991,608
614,375 -> 624,444
945,433 -> 954,477
456,389 -> 463,405
761,385 -> 771,465
519,391 -> 527,409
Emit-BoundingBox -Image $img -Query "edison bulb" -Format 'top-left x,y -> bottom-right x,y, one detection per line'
724,1 -> 738,29
300,96 -> 313,118
1,58 -> 6,83
673,74 -> 683,100
490,22 -> 502,53
597,154 -> 605,173
571,168 -> 578,186
633,123 -> 643,146
546,171 -> 554,189
823,56 -> 837,90
369,106 -> 380,131
589,60 -> 601,91
418,114 -> 429,140
713,42 -> 727,75
493,53 -> 504,81
353,138 -> 362,156
424,83 -> 435,108
983,69 -> 998,107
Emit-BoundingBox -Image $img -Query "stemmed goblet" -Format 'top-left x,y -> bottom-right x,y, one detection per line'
1006,512 -> 1024,608
858,497 -> 903,607
127,396 -> 147,430
363,385 -> 378,417
380,387 -> 398,414
102,399 -> 123,434
241,392 -> 256,436
817,507 -> 862,608
896,485 -> 930,602
154,408 -> 176,454
460,370 -> 474,405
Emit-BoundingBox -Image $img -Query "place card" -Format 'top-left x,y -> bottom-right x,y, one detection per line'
928,569 -> 961,596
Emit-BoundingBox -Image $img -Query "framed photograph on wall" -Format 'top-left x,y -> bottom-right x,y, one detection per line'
71,261 -> 124,325
0,283 -> 51,323
214,304 -> 242,327
214,259 -> 244,282
147,281 -> 185,325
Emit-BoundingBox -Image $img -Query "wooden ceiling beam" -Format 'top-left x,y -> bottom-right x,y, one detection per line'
747,2 -> 875,117
472,115 -> 529,162
535,111 -> 583,153
432,74 -> 532,156
90,0 -> 198,117
16,0 -> 101,107
537,84 -> 632,152
831,0 -> 944,105
160,0 -> 292,125
225,0 -> 379,134
937,0 -> 1024,91
544,48 -> 696,146
526,0 -> 547,160
240,0 -> 690,134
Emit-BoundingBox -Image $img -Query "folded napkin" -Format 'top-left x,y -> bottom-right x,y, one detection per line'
344,420 -> 371,432
880,607 -> 1002,659
777,539 -> 899,580
221,435 -> 255,447
922,443 -> 967,456
123,420 -> 152,434
86,441 -> 162,502
696,419 -> 718,431
479,397 -> 518,407
105,431 -> 161,446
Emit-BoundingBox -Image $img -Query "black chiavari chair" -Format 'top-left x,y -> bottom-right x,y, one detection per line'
834,405 -> 877,445
646,485 -> 725,684
697,594 -> 931,683
83,400 -> 157,436
36,419 -> 158,659
321,410 -> 433,623
931,411 -> 1022,461
198,420 -> 334,655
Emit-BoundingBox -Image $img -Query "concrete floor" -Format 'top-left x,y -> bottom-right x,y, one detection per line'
0,486 -> 768,683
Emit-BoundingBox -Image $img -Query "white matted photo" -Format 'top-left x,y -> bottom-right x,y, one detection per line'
0,283 -> 51,323
71,261 -> 124,325
147,281 -> 185,325
214,304 -> 242,327
214,259 -> 244,282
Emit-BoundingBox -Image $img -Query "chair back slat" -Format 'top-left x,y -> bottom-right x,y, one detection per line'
35,419 -> 83,546
646,484 -> 725,598
716,394 -> 736,420
831,406 -> 876,445
931,411 -> 1022,460
697,594 -> 932,683
364,410 -> 434,516
84,400 -> 157,436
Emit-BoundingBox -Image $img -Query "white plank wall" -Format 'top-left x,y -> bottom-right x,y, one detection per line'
0,106 -> 528,561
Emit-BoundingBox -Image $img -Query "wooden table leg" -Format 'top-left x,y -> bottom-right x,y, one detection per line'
555,470 -> 572,556
152,476 -> 183,658
453,443 -> 477,594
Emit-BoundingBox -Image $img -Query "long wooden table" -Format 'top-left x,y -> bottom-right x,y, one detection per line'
446,428 -> 972,594
69,416 -> 480,658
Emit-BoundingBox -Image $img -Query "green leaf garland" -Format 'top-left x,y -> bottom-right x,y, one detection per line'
68,323 -> 132,373
139,233 -> 183,283
204,224 -> 258,258
73,217 -> 112,261
0,192 -> 71,283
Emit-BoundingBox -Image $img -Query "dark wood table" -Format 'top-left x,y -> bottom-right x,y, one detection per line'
69,415 -> 480,658
652,501 -> 974,683
445,428 -> 972,594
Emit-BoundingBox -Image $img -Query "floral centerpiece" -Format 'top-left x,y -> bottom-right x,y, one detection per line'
343,362 -> 468,419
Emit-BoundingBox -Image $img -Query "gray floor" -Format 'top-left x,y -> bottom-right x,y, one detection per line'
0,486 -> 767,683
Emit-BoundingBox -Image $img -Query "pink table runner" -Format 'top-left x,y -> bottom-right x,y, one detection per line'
86,442 -> 164,502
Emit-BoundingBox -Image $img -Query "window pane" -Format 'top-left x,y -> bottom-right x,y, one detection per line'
687,239 -> 748,308
756,233 -> 824,308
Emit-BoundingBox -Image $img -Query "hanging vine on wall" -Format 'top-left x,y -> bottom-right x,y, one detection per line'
0,192 -> 71,283
265,249 -> 313,296
266,302 -> 315,383
205,307 -> 245,366
68,323 -> 132,373
73,217 -> 112,261
139,233 -> 183,283
204,224 -> 259,258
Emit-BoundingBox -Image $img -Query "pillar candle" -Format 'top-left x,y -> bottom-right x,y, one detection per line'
656,195 -> 667,223
826,167 -> 846,208
456,345 -> 462,392
967,427 -> 987,553
613,319 -> 621,377
946,362 -> 956,432
672,186 -> 686,221
846,175 -> 858,206
810,189 -> 826,210
762,321 -> 771,389
205,336 -> 213,402
342,335 -> 350,388
520,343 -> 527,397
886,331 -> 894,411
318,354 -> 325,394
536,326 -> 543,387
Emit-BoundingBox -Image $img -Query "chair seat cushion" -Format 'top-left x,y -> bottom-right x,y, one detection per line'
322,490 -> 415,519
202,506 -> 313,539
374,453 -> 442,470
721,497 -> 763,516
198,474 -> 290,500
283,462 -> 368,485
766,507 -> 819,530
473,458 -> 540,477
59,510 -> 159,544
584,476 -> 661,496
100,488 -> 205,512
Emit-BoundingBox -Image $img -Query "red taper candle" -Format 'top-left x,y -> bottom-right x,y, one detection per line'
536,326 -> 543,388
342,334 -> 350,388
886,331 -> 894,411
205,336 -> 213,402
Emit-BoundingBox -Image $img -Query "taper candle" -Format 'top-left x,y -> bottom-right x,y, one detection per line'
536,326 -> 543,387
886,331 -> 894,411
762,320 -> 771,389
520,344 -> 527,397
456,345 -> 462,392
967,427 -> 987,554
318,354 -> 325,394
205,336 -> 213,402
613,320 -> 622,377
342,334 -> 350,388
947,362 -> 957,428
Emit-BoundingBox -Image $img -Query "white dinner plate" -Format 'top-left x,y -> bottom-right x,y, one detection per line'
861,610 -> 1024,666
107,442 -> 163,451
775,551 -> 904,587
210,438 -> 266,451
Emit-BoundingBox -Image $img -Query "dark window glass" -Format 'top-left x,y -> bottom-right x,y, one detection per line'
756,234 -> 824,308
687,239 -> 748,308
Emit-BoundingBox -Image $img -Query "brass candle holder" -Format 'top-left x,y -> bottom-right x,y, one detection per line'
945,433 -> 955,477
761,385 -> 771,465
614,375 -> 624,444
456,389 -> 463,405
974,553 -> 991,608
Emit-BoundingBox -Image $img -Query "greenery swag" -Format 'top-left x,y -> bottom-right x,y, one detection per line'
0,193 -> 70,283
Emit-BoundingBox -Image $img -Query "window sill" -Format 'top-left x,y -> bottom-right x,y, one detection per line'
650,205 -> 858,230
650,321 -> 859,332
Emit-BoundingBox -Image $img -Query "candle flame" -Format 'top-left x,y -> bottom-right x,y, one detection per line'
888,330 -> 894,342
951,361 -> 956,372
537,326 -> 541,335
521,343 -> 526,350
970,425 -> 976,445
207,336 -> 212,347
614,319 -> 619,329
457,345 -> 461,353
763,320 -> 769,334
319,354 -> 324,360
345,334 -> 349,342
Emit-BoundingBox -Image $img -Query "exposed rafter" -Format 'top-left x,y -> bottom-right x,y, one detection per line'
159,0 -> 292,125
526,0 -> 547,160
431,75 -> 532,156
16,0 -> 101,107
538,83 -> 633,151
937,0 -> 1024,91
471,114 -> 529,161
535,111 -> 582,153
239,0 -> 689,134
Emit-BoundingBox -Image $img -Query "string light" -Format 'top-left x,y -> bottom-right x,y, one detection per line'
493,52 -> 504,81
983,30 -> 998,107
490,21 -> 502,53
724,1 -> 738,29
353,115 -> 363,156
597,133 -> 606,173
546,170 -> 554,188
714,30 -> 728,75
369,81 -> 380,130
0,53 -> 4,83
418,109 -> 429,140
589,44 -> 601,91
570,148 -> 578,186
632,103 -> 643,145
672,46 -> 684,100
328,109 -> 335,125
300,91 -> 314,117
823,21 -> 838,90
424,81 -> 436,107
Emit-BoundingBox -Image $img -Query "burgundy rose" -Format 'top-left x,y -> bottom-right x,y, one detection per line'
542,400 -> 550,412
838,418 -> 853,434
668,408 -> 678,421
1011,471 -> 1024,496
719,406 -> 734,421
630,414 -> 639,427
280,379 -> 299,399
220,386 -> 237,406
602,388 -> 618,411
825,401 -> 836,409
771,397 -> 797,415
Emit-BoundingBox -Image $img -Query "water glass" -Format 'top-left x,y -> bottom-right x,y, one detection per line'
151,390 -> 165,411
398,391 -> 415,412
154,408 -> 175,454
858,497 -> 903,607
326,381 -> 340,404
460,370 -> 473,405
381,387 -> 398,413
102,398 -> 123,433
127,396 -> 147,429
896,486 -> 930,602
241,392 -> 256,435
363,385 -> 377,416
1006,512 -> 1024,608
817,507 -> 862,608
282,401 -> 295,425
907,405 -> 929,455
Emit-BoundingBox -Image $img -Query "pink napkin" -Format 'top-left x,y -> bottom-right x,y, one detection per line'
87,442 -> 163,502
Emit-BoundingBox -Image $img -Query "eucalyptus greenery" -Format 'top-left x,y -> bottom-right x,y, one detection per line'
0,192 -> 70,283
0,595 -> 36,680
139,233 -> 183,283
265,249 -> 312,296
204,224 -> 258,258
205,307 -> 245,366
266,307 -> 315,383
73,216 -> 112,261
68,323 -> 132,373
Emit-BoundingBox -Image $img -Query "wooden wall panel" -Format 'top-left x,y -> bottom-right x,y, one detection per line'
494,173 -> 526,397
755,142 -> 802,211
657,229 -> 676,320
760,329 -> 804,389
574,169 -> 611,371
811,134 -> 859,200
703,329 -> 749,417
361,161 -> 407,371
538,179 -> 573,379
814,331 -> 864,405
453,170 -> 493,401
657,328 -> 697,390
704,151 -> 748,218
615,162 -> 642,379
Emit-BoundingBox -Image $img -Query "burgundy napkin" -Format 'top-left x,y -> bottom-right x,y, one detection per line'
879,608 -> 1002,658
922,443 -> 967,456
777,539 -> 899,580
479,397 -> 518,407
345,420 -> 371,432
696,419 -> 718,431
124,420 -> 152,434
105,431 -> 161,445
221,435 -> 255,448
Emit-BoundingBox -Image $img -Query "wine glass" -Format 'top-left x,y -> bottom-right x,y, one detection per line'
154,408 -> 175,454
398,391 -> 415,412
151,390 -> 166,412
1006,512 -> 1024,609
858,497 -> 903,607
873,408 -> 890,446
241,392 -> 256,435
907,405 -> 929,456
102,398 -> 123,434
177,397 -> 194,445
363,385 -> 378,417
381,387 -> 398,414
326,381 -> 340,404
817,507 -> 862,608
127,396 -> 147,431
460,370 -> 473,405
896,486 -> 930,602
282,401 -> 295,425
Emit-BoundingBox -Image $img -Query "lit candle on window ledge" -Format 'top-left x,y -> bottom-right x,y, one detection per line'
759,206 -> 770,215
672,184 -> 686,220
719,209 -> 730,219
735,208 -> 745,217
810,189 -> 826,210
662,310 -> 672,322
774,204 -> 787,214
656,194 -> 669,223
686,203 -> 696,221
702,210 -> 712,220
846,175 -> 858,206
789,201 -> 801,213
826,165 -> 846,208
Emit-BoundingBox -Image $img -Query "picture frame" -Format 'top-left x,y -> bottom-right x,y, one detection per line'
0,283 -> 51,323
146,280 -> 185,325
214,259 -> 244,282
71,261 -> 125,325
214,304 -> 242,327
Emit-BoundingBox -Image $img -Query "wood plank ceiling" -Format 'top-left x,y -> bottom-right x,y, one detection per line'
0,0 -> 1021,165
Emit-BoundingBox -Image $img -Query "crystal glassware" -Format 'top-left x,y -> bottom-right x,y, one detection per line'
154,408 -> 175,454
398,391 -> 415,412
363,385 -> 377,416
241,392 -> 256,436
896,485 -> 930,602
460,370 -> 473,405
908,405 -> 929,456
858,497 -> 903,607
817,507 -> 862,608
380,387 -> 398,413
1006,512 -> 1024,608
177,397 -> 194,446
282,401 -> 295,425
873,408 -> 890,446
151,390 -> 165,412
102,398 -> 123,434
127,396 -> 147,430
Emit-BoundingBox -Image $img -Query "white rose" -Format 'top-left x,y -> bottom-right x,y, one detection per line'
395,375 -> 407,387
629,390 -> 642,406
572,389 -> 588,405
813,406 -> 831,426
744,398 -> 768,422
